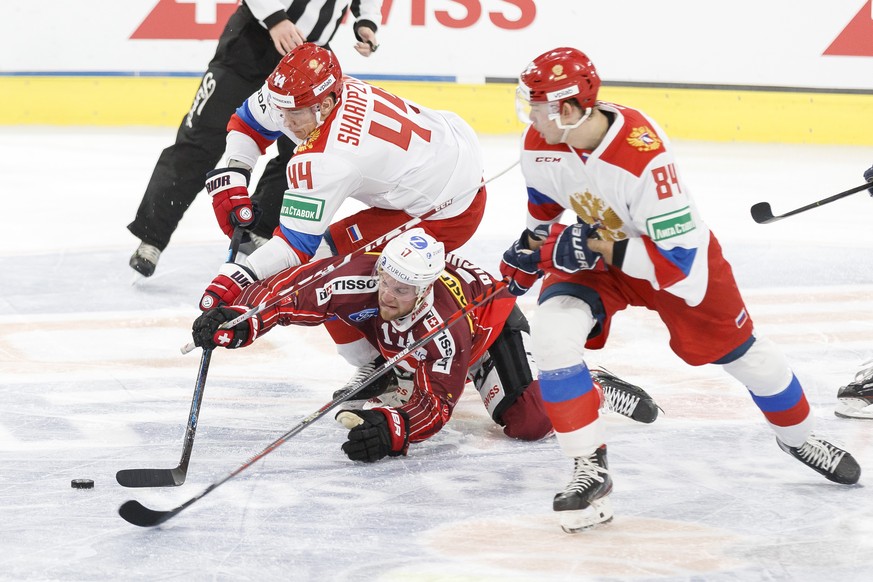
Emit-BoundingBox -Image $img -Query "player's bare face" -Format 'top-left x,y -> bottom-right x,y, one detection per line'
278,106 -> 318,139
377,273 -> 419,320
528,103 -> 563,144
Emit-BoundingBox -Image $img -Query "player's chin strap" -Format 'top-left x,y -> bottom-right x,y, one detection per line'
119,280 -> 510,528
558,106 -> 592,144
180,160 -> 520,354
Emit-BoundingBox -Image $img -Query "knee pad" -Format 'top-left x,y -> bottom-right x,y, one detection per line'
531,295 -> 595,372
720,336 -> 792,396
470,306 -> 536,423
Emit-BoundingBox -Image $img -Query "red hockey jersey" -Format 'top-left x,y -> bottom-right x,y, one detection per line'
236,252 -> 516,443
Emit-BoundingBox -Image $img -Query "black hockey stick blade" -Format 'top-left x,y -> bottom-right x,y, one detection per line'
749,202 -> 778,224
750,182 -> 872,224
117,282 -> 510,528
118,500 -> 179,527
115,466 -> 187,488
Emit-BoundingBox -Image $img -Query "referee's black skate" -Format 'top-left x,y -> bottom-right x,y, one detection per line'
554,445 -> 613,532
129,242 -> 161,278
835,365 -> 873,419
777,435 -> 861,485
592,368 -> 660,423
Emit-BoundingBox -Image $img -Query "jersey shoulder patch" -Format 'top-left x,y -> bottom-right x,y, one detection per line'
598,105 -> 665,177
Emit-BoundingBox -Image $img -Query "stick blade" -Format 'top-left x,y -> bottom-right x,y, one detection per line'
116,467 -> 186,488
118,500 -> 176,527
750,202 -> 777,224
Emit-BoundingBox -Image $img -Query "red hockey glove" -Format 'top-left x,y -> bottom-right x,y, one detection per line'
539,222 -> 602,274
335,407 -> 410,462
191,306 -> 261,350
199,263 -> 257,311
206,167 -> 255,238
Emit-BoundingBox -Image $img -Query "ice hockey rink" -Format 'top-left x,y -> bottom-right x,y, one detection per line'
1,127 -> 872,581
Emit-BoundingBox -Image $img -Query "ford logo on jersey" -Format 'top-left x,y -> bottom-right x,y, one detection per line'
409,236 -> 428,249
349,308 -> 379,322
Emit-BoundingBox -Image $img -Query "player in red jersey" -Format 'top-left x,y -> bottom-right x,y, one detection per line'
192,229 -> 658,461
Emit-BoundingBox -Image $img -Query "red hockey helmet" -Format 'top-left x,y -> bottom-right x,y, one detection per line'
516,48 -> 600,125
267,43 -> 343,109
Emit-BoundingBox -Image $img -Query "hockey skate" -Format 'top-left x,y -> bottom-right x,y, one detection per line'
835,364 -> 873,420
554,445 -> 614,533
129,242 -> 161,277
591,368 -> 660,423
777,434 -> 861,485
332,356 -> 398,407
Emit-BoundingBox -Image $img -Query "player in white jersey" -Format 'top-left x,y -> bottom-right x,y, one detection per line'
498,47 -> 861,533
127,0 -> 382,278
200,42 -> 486,367
203,43 -> 485,293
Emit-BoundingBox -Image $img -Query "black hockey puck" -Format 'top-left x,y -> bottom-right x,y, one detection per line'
71,479 -> 94,489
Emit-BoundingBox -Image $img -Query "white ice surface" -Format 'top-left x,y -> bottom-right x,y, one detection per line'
1,127 -> 872,581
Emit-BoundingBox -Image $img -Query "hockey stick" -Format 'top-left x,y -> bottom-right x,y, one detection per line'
750,181 -> 872,224
118,281 -> 509,527
179,159 -> 520,354
116,228 -> 245,488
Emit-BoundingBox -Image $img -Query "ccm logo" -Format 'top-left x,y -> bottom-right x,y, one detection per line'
535,156 -> 561,163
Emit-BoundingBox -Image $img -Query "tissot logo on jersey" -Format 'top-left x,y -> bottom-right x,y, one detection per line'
316,276 -> 378,305
420,310 -> 455,375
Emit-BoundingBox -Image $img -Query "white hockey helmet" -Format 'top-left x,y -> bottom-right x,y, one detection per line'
377,229 -> 445,296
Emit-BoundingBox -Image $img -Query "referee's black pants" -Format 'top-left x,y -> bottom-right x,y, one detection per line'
128,3 -> 294,250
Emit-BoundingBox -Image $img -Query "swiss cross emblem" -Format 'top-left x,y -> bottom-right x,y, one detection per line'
131,0 -> 238,40
215,330 -> 233,346
824,1 -> 873,56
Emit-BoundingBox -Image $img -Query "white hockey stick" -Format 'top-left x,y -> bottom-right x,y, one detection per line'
181,160 -> 519,354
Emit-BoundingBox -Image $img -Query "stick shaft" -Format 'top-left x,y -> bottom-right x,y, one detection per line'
751,182 -> 871,224
181,161 -> 520,354
116,229 -> 244,488
119,281 -> 508,526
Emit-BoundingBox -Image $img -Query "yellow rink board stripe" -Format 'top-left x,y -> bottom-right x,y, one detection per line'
2,76 -> 871,144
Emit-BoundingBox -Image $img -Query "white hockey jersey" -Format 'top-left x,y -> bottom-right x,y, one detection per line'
521,101 -> 712,306
227,76 -> 484,263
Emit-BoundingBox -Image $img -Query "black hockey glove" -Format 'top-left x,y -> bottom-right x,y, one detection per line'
499,229 -> 545,296
192,306 -> 261,350
335,408 -> 410,462
864,164 -> 873,196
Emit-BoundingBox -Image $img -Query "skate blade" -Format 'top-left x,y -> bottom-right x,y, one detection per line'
834,399 -> 873,420
558,497 -> 614,533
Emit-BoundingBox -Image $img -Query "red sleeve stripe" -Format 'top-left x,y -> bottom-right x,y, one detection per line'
227,114 -> 274,155
528,200 -> 564,222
